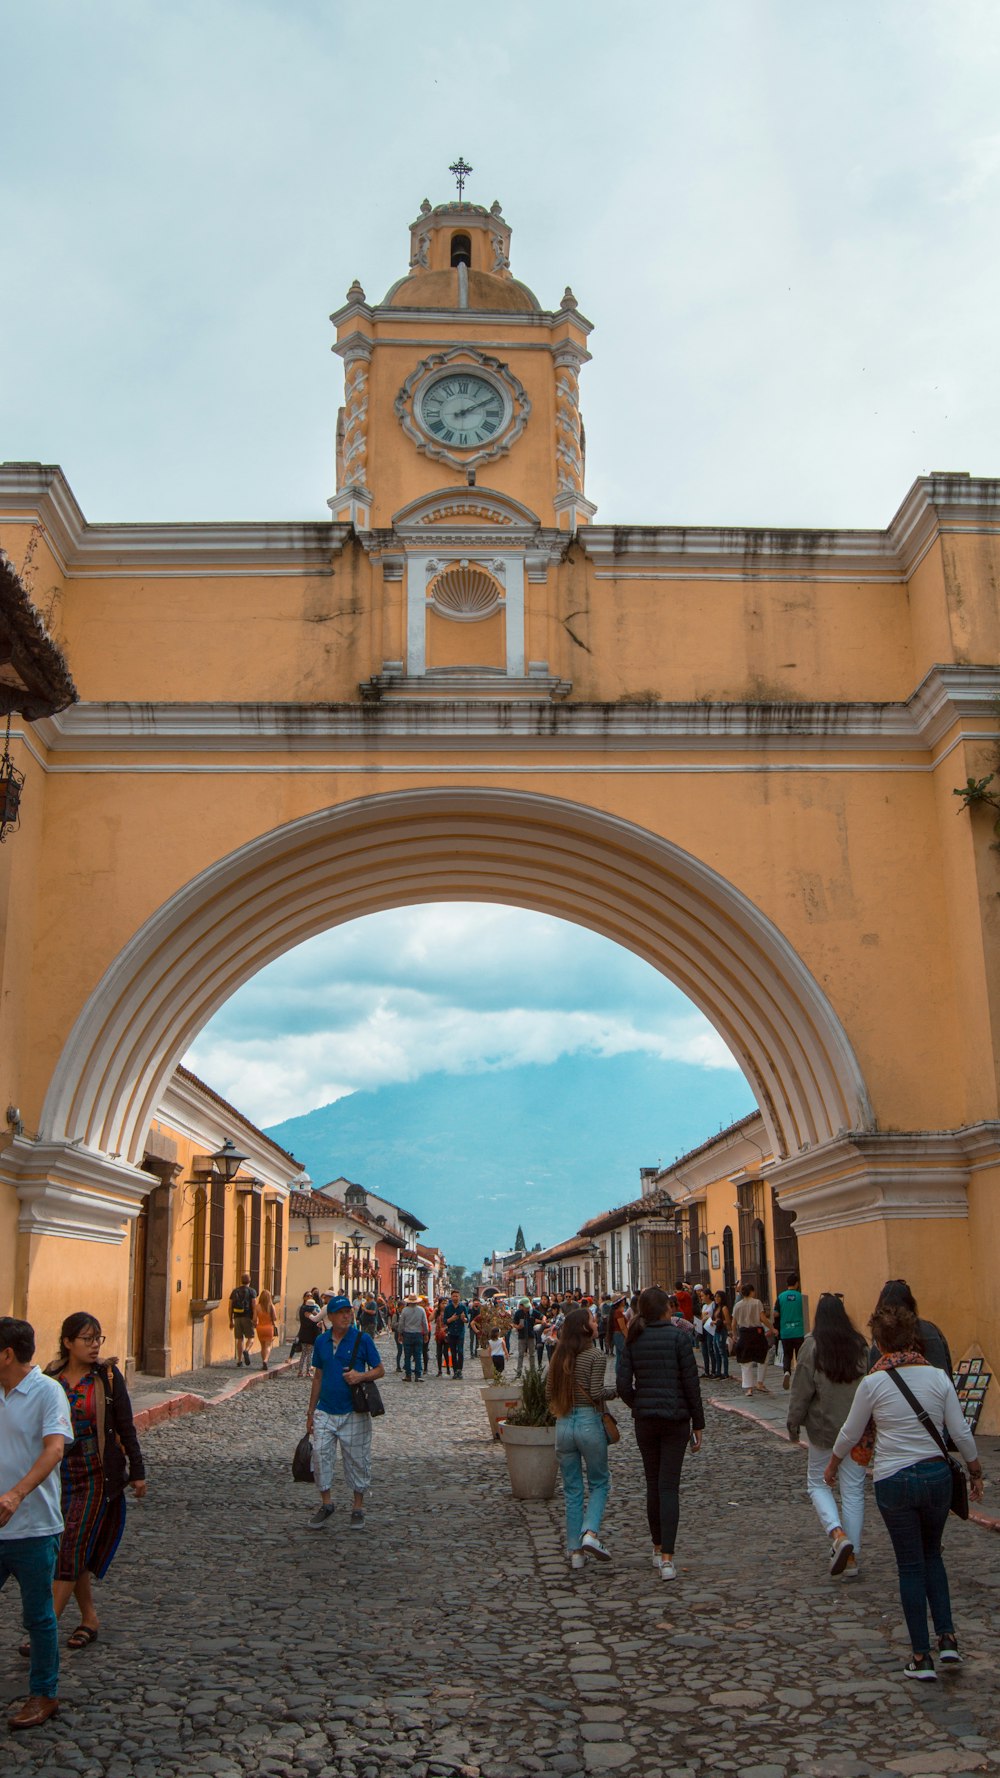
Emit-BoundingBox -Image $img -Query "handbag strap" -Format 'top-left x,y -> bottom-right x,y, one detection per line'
884,1366 -> 952,1463
348,1329 -> 365,1373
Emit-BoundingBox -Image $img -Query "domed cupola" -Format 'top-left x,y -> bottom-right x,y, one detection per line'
384,198 -> 541,313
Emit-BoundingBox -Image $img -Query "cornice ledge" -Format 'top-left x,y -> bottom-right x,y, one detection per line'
771,1125 -> 1000,1237
30,682 -> 979,752
580,522 -> 898,581
0,1135 -> 154,1245
908,664 -> 1000,749
0,467 -> 353,574
889,475 -> 1000,578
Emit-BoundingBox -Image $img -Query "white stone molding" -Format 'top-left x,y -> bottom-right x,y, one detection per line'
2,467 -> 995,582
771,1125 -> 1000,1236
0,1135 -> 154,1244
337,339 -> 372,494
38,787 -> 875,1170
156,1071 -> 299,1191
426,563 -> 505,621
554,360 -> 584,496
27,663 -> 1000,756
393,348 -> 531,473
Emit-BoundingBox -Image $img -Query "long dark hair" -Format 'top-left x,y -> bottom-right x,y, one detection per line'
547,1307 -> 595,1417
811,1293 -> 866,1383
625,1286 -> 670,1345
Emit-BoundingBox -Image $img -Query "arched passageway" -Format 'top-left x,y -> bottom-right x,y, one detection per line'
40,789 -> 873,1168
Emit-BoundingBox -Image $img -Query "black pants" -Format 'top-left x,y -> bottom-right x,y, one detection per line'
781,1337 -> 803,1372
448,1333 -> 465,1375
634,1417 -> 690,1554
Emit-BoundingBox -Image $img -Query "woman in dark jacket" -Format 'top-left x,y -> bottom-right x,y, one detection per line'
45,1311 -> 146,1648
616,1286 -> 704,1580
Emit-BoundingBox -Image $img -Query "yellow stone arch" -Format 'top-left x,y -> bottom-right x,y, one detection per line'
40,788 -> 872,1168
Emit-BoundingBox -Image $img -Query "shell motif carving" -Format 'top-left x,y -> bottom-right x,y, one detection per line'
427,565 -> 504,623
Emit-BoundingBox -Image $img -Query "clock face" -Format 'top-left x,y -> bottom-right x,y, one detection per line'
416,372 -> 507,450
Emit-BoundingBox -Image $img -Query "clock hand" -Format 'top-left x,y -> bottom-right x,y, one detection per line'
453,397 -> 495,419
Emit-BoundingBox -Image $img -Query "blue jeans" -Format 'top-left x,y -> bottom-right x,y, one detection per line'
0,1534 -> 60,1698
402,1332 -> 424,1379
555,1407 -> 610,1553
713,1330 -> 730,1377
874,1458 -> 954,1654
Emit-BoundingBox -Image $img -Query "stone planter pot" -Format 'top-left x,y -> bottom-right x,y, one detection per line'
479,1351 -> 495,1380
498,1421 -> 559,1499
480,1381 -> 522,1440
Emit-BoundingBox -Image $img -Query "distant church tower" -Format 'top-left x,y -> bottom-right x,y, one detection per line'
328,183 -> 593,694
514,1224 -> 527,1253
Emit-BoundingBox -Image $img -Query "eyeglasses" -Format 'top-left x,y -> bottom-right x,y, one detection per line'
79,1333 -> 105,1346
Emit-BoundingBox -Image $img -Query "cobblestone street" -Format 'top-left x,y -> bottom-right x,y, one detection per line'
3,1342 -> 999,1778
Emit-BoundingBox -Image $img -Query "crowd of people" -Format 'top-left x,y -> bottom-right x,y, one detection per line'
0,1311 -> 145,1731
0,1269 -> 987,1730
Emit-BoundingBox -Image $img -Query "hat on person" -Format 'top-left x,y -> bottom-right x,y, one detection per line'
326,1295 -> 352,1314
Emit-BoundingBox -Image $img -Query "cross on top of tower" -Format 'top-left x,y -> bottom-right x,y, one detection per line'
448,156 -> 472,200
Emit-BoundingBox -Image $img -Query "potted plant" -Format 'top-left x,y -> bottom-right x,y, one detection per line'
475,1300 -> 512,1379
480,1370 -> 523,1439
498,1365 -> 558,1499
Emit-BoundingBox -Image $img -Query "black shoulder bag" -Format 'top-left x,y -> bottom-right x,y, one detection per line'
884,1368 -> 969,1520
347,1330 -> 385,1418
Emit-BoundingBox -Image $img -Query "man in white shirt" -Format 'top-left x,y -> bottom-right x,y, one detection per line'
0,1317 -> 73,1731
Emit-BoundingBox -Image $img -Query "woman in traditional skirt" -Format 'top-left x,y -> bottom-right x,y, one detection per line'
45,1312 -> 146,1649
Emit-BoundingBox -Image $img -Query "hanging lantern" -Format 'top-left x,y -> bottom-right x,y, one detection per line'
0,724 -> 24,843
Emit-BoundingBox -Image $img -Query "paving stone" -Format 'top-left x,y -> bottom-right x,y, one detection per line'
3,1342 -> 1000,1778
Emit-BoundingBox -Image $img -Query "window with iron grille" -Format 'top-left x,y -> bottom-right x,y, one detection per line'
771,1191 -> 800,1293
249,1190 -> 262,1288
207,1176 -> 226,1300
272,1201 -> 284,1299
191,1186 -> 207,1300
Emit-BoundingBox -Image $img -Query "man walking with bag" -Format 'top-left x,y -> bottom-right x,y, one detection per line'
305,1297 -> 384,1532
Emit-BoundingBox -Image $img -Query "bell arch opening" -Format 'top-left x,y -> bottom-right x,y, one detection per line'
39,788 -> 873,1168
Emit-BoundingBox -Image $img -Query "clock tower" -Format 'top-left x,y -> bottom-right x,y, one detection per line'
328,192 -> 594,691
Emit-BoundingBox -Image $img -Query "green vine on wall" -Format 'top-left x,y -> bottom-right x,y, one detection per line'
953,775 -> 1000,840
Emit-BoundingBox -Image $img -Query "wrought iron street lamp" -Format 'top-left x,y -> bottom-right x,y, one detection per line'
210,1137 -> 250,1183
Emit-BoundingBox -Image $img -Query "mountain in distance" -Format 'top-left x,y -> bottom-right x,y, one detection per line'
266,1054 -> 755,1270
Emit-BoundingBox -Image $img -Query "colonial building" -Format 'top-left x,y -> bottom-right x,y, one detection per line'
123,1067 -> 300,1376
0,184 -> 998,1381
286,1185 -> 404,1309
542,1115 -> 797,1310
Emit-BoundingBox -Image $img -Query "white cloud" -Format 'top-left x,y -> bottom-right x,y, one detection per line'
4,3 -> 1000,528
185,905 -> 741,1126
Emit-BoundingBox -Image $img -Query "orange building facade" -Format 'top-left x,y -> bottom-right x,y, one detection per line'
0,192 -> 998,1378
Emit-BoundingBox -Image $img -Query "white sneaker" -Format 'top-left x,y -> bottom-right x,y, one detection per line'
580,1530 -> 611,1562
659,1557 -> 677,1580
570,1551 -> 586,1570
652,1551 -> 663,1570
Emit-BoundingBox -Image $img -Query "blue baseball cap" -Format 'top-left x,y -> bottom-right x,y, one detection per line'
326,1295 -> 352,1315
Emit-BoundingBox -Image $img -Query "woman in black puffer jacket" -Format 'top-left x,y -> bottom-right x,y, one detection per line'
616,1286 -> 705,1580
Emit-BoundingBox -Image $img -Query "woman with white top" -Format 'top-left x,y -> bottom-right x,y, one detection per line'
731,1283 -> 770,1397
826,1302 -> 983,1681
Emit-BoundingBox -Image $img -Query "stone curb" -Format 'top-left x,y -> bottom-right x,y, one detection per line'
708,1395 -> 804,1449
132,1358 -> 297,1434
709,1393 -> 1000,1532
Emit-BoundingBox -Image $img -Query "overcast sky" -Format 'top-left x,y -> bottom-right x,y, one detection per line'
186,905 -> 746,1129
5,1 -> 999,530
7,3 -> 998,1143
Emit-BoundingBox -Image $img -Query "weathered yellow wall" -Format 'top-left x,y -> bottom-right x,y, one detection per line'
18,1232 -> 131,1367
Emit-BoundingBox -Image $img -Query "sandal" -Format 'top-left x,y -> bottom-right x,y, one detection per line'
18,1638 -> 30,1657
66,1624 -> 99,1650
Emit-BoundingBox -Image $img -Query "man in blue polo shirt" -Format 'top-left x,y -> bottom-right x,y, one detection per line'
305,1296 -> 384,1532
0,1316 -> 73,1732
